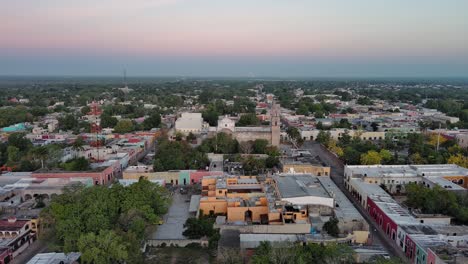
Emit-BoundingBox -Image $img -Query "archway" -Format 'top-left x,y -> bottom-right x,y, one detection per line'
244,209 -> 253,222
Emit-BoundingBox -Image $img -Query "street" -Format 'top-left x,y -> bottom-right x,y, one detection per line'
302,141 -> 408,261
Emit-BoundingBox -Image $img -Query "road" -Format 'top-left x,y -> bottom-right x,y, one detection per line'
302,141 -> 408,261
11,239 -> 48,264
150,190 -> 190,240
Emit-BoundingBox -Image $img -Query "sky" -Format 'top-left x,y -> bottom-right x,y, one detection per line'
1,0 -> 468,77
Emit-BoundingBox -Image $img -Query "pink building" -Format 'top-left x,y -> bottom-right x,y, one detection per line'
189,171 -> 223,184
33,160 -> 120,185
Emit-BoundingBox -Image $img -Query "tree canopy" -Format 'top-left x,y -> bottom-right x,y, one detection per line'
41,179 -> 169,264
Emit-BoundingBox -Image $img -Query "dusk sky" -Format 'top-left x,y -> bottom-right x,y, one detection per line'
2,0 -> 468,77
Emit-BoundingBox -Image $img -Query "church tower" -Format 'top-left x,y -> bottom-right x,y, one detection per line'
271,103 -> 280,146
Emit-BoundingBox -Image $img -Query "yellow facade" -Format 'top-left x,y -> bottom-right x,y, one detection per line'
282,164 -> 331,176
123,171 -> 179,184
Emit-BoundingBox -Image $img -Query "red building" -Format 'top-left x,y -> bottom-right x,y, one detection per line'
0,248 -> 12,264
366,193 -> 414,243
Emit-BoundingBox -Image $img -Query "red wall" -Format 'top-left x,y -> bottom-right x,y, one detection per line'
404,234 -> 417,262
367,197 -> 398,241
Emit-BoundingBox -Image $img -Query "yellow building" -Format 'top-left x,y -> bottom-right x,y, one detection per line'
280,158 -> 331,176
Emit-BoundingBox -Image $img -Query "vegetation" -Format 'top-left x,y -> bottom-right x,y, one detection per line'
59,157 -> 90,171
237,113 -> 260,126
323,217 -> 340,237
41,179 -> 169,264
405,183 -> 468,224
251,241 -> 354,264
153,138 -> 209,171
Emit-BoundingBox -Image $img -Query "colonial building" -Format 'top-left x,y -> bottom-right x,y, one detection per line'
214,103 -> 281,147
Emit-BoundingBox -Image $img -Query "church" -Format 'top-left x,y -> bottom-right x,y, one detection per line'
213,103 -> 281,147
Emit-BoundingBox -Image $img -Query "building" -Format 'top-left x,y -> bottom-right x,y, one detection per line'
27,252 -> 81,264
0,217 -> 36,258
345,164 -> 468,194
199,175 -> 311,234
175,113 -> 207,133
213,103 -> 281,147
344,164 -> 468,264
279,150 -> 330,176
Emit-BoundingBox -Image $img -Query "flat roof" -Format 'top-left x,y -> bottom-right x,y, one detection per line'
317,177 -> 364,221
274,174 -> 329,199
346,164 -> 468,178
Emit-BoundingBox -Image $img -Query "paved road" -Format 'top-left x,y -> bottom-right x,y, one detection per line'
11,239 -> 48,264
302,141 -> 408,261
150,191 -> 190,240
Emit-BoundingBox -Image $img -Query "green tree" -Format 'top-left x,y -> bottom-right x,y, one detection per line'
114,119 -> 135,133
80,106 -> 91,116
316,130 -> 331,146
30,146 -> 49,168
100,113 -> 118,128
323,217 -> 340,237
8,133 -> 32,152
360,150 -> 382,165
183,217 -> 215,239
78,230 -> 129,264
287,127 -> 304,146
142,111 -> 161,130
253,139 -> 269,154
237,113 -> 260,126
6,146 -> 20,164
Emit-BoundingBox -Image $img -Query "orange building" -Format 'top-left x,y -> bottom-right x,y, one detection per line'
199,175 -> 309,225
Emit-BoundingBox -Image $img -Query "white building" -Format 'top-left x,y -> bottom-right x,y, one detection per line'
175,112 -> 207,133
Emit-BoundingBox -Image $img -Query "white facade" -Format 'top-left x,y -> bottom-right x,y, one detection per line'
217,116 -> 235,132
175,112 -> 205,133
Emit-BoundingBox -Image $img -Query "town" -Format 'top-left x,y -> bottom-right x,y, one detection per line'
0,78 -> 466,263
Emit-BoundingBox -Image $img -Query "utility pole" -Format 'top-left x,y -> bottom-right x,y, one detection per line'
436,123 -> 441,152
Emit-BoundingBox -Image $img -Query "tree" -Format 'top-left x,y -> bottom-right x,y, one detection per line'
186,132 -> 197,142
59,114 -> 79,131
316,130 -> 331,146
379,149 -> 393,164
80,106 -> 91,116
114,119 -> 135,133
6,146 -> 20,164
30,146 -> 49,168
8,133 -> 32,152
409,153 -> 427,164
338,130 -> 352,146
448,154 -> 468,168
360,150 -> 382,165
142,111 -> 161,130
370,122 -> 379,132
41,179 -> 169,260
183,217 -> 215,239
71,136 -> 85,157
253,139 -> 269,154
323,217 -> 340,237
239,141 -> 253,154
78,230 -> 129,264
328,140 -> 344,157
287,127 -> 304,146
428,134 -> 447,147
237,113 -> 260,126
100,113 -> 118,128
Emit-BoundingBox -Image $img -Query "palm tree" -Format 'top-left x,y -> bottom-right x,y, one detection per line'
71,136 -> 85,158
31,146 -> 49,169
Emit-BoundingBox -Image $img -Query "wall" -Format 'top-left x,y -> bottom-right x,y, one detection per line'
282,164 -> 330,176
367,198 -> 398,242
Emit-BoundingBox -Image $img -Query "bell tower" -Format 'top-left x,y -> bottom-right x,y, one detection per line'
271,103 -> 280,146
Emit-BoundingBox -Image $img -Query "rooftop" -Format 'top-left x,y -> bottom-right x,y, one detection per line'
274,174 -> 330,199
